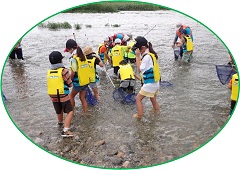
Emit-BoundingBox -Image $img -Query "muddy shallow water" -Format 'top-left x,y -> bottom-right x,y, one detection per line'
2,10 -> 230,168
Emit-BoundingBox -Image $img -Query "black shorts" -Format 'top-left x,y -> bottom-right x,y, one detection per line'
231,100 -> 236,110
128,58 -> 136,63
9,48 -> 23,60
52,100 -> 73,114
113,66 -> 120,75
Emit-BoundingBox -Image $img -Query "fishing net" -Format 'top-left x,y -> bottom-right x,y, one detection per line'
173,46 -> 180,57
123,93 -> 136,104
215,65 -> 236,85
160,80 -> 174,87
85,87 -> 98,106
2,92 -> 7,102
112,88 -> 136,104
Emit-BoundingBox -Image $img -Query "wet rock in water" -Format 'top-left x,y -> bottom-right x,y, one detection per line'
34,137 -> 44,146
107,149 -> 118,156
73,135 -> 80,141
46,142 -> 57,151
97,143 -> 107,151
87,137 -> 92,143
122,160 -> 130,168
94,140 -> 105,147
89,151 -> 95,157
102,155 -> 111,162
117,151 -> 125,158
81,156 -> 93,164
73,150 -> 79,155
78,142 -> 85,150
62,145 -> 72,152
111,157 -> 123,166
119,144 -> 134,155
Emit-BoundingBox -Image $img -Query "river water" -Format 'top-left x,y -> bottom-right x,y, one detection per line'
2,10 -> 231,168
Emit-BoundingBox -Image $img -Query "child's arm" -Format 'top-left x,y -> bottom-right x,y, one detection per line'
62,68 -> 73,87
228,79 -> 232,90
134,73 -> 141,81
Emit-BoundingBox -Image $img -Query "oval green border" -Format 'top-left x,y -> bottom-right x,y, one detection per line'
0,0 -> 238,170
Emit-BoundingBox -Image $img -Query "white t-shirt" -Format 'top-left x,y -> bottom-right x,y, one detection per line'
140,50 -> 159,93
69,49 -> 78,72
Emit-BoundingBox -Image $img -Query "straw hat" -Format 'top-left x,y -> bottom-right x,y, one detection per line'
83,46 -> 93,55
176,22 -> 182,30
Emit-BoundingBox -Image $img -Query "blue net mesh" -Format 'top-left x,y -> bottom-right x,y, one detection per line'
112,88 -> 136,104
2,92 -> 7,102
160,81 -> 173,87
216,65 -> 236,85
85,87 -> 98,106
123,93 -> 136,104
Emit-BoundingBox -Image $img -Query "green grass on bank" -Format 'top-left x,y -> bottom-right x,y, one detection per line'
65,2 -> 164,13
38,22 -> 72,30
37,21 -> 122,30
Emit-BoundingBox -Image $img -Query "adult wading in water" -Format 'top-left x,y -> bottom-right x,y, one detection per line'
172,22 -> 193,60
179,29 -> 194,64
9,39 -> 24,60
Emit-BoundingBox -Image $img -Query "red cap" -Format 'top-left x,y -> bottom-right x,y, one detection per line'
64,39 -> 77,52
64,48 -> 68,52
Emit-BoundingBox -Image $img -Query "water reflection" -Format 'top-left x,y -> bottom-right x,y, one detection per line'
8,60 -> 28,100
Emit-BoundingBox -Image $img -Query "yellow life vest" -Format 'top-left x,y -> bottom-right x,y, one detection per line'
119,64 -> 135,80
87,57 -> 96,83
125,40 -> 136,59
73,55 -> 91,86
231,73 -> 239,101
47,68 -> 66,95
184,36 -> 194,51
111,45 -> 124,67
141,53 -> 161,84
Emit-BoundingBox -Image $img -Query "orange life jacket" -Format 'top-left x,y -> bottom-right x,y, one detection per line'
176,25 -> 192,38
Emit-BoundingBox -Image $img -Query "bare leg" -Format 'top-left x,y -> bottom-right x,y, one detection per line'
133,93 -> 145,120
57,111 -> 63,123
79,90 -> 88,112
69,88 -> 78,109
64,111 -> 74,128
92,87 -> 100,100
150,95 -> 160,113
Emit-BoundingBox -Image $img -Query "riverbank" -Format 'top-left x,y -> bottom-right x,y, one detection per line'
65,2 -> 165,13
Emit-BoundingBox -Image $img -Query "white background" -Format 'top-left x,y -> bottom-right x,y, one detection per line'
0,0 -> 239,169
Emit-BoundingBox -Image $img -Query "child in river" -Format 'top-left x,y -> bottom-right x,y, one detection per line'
47,51 -> 74,137
117,59 -> 136,93
132,36 -> 161,120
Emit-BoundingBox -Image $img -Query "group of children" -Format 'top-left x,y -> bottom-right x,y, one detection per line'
47,39 -> 105,137
47,33 -> 163,137
46,23 -> 237,138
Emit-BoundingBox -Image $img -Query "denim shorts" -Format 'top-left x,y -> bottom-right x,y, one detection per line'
89,82 -> 97,89
73,84 -> 88,92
